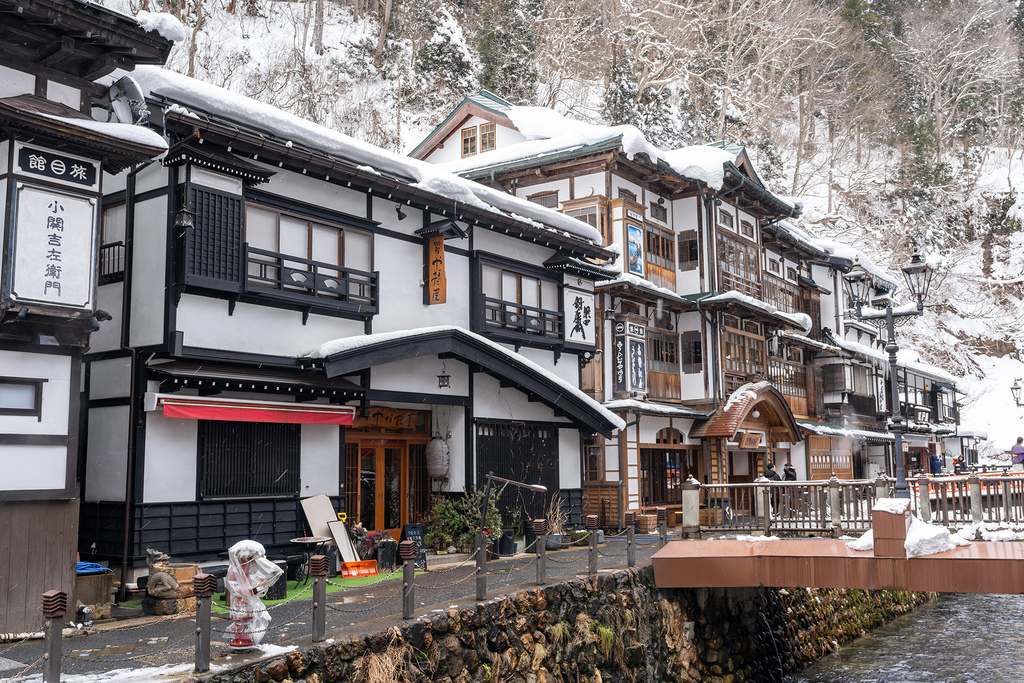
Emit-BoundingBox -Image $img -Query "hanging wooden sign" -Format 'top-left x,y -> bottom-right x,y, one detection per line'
427,235 -> 446,304
352,407 -> 427,431
739,432 -> 762,449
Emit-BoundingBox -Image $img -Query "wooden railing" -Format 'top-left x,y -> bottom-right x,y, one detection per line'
692,472 -> 1024,535
478,295 -> 563,341
245,245 -> 378,311
98,241 -> 125,284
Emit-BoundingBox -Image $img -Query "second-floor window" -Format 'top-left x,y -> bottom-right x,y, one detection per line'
480,261 -> 560,339
650,202 -> 668,222
99,202 -> 126,283
740,220 -> 754,238
645,224 -> 675,271
717,234 -> 760,297
245,205 -> 373,303
648,331 -> 679,374
678,230 -> 698,271
723,324 -> 765,387
480,122 -> 496,152
765,276 -> 798,313
680,331 -> 702,374
528,191 -> 558,208
461,126 -> 477,157
718,209 -> 734,230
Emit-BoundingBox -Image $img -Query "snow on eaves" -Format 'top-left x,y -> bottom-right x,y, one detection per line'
309,326 -> 625,431
702,291 -> 812,332
40,113 -> 168,150
816,238 -> 900,292
595,271 -> 694,305
131,67 -> 604,247
603,399 -> 707,419
445,107 -> 740,193
135,11 -> 187,42
833,338 -> 963,388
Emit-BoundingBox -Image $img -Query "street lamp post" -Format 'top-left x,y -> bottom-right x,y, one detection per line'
476,472 -> 547,600
844,253 -> 933,499
1011,378 -> 1023,408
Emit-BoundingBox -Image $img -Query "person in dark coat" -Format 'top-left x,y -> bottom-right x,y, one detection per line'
783,463 -> 797,481
764,462 -> 782,512
929,452 -> 943,475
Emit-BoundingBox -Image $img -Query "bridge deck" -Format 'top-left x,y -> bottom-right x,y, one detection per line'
653,531 -> 1024,594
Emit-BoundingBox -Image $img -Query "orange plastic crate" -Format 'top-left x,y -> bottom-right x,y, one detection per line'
340,560 -> 377,578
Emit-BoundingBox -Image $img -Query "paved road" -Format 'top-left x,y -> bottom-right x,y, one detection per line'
0,537 -> 663,681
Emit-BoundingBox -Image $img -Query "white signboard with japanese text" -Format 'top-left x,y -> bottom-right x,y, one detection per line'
13,142 -> 100,192
10,183 -> 97,309
563,288 -> 595,347
612,320 -> 647,395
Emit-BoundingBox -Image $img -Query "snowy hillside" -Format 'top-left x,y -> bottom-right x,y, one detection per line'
105,0 -> 1024,456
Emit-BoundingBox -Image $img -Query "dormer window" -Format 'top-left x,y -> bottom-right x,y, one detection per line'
480,122 -> 496,152
461,126 -> 477,157
528,191 -> 558,208
718,209 -> 734,230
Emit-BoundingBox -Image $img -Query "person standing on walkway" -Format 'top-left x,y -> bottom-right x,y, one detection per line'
783,463 -> 797,481
930,452 -> 943,475
1012,437 -> 1024,472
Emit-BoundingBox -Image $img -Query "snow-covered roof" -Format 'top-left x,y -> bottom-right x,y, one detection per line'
796,419 -> 895,442
831,338 -> 961,387
701,291 -> 812,332
309,325 -> 625,432
815,238 -> 900,292
133,67 -> 607,249
778,332 -> 840,353
603,399 -> 708,419
595,271 -> 697,306
135,11 -> 187,42
42,113 -> 168,150
956,427 -> 989,440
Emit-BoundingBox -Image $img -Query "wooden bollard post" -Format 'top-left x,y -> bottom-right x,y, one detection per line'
309,555 -> 329,642
681,476 -> 701,539
586,515 -> 599,575
968,472 -> 983,523
41,590 -> 67,683
193,573 -> 217,672
657,507 -> 668,548
624,511 -> 636,568
399,541 -> 417,620
534,519 -> 547,585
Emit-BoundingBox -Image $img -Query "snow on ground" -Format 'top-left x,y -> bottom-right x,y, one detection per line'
9,663 -> 194,682
957,353 -> 1024,460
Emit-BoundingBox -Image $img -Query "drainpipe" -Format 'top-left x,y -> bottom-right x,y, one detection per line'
489,170 -> 511,194
617,412 -> 642,529
117,160 -> 157,602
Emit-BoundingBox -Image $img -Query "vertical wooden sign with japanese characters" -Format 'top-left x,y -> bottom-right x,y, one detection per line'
612,321 -> 647,397
563,288 -> 595,347
426,235 -> 446,305
8,143 -> 100,309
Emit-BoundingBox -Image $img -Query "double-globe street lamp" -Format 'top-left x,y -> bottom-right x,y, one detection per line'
843,252 -> 934,499
476,472 -> 547,599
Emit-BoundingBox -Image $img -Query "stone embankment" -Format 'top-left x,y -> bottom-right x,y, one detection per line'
198,566 -> 930,683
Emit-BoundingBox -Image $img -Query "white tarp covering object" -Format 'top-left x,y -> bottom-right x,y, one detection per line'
225,540 -> 283,647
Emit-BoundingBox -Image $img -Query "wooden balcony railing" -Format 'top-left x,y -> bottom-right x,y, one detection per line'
98,241 -> 125,285
478,295 -> 563,343
245,245 -> 378,313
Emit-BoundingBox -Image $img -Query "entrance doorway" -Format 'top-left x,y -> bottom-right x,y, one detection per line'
345,439 -> 429,536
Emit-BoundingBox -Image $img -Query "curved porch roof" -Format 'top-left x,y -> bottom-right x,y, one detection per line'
688,381 -> 803,442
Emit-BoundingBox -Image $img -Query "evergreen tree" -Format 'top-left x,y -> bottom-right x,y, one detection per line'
476,0 -> 539,104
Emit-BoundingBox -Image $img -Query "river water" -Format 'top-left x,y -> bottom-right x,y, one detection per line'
785,593 -> 1024,682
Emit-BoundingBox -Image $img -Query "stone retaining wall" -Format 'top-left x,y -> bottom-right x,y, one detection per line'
198,567 -> 931,683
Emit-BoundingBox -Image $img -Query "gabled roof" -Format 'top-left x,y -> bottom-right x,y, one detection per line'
689,381 -> 803,442
311,326 -> 624,437
408,91 -> 517,160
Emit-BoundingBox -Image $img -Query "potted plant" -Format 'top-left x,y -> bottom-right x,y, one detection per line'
545,496 -> 569,550
424,496 -> 459,553
360,529 -> 396,568
499,507 -> 523,557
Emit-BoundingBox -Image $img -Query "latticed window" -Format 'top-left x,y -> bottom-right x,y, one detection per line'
717,234 -> 760,297
650,202 -> 668,222
765,276 -> 798,313
678,230 -> 698,271
680,330 -> 703,374
480,122 -> 496,152
199,421 -> 300,499
723,328 -> 765,378
645,224 -> 675,270
648,331 -> 679,373
186,186 -> 244,287
461,126 -> 477,157
528,191 -> 558,208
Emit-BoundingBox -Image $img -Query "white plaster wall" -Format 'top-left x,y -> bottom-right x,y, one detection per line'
259,170 -> 367,219
603,440 -> 619,482
175,294 -> 365,356
0,445 -> 66,490
0,66 -> 34,98
370,355 -> 469,396
572,173 -> 605,199
518,346 -> 577,386
300,424 -> 340,496
0,350 -> 71,435
473,373 -> 569,423
473,229 -> 556,266
637,417 -> 697,445
85,406 -> 129,502
677,270 -> 701,297
611,175 -> 643,202
373,237 -> 471,332
422,115 -> 527,165
89,357 -> 131,400
47,81 -> 80,109
559,428 -> 581,489
141,412 -> 197,503
789,441 -> 809,479
103,170 -> 128,195
90,284 -> 123,353
134,160 -> 168,195
129,195 -> 167,347
444,407 -> 468,491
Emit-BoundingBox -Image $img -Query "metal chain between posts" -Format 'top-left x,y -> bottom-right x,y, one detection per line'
64,630 -> 196,666
1,654 -> 44,683
597,545 -> 628,558
325,593 -> 399,614
210,581 -> 313,615
326,566 -> 402,589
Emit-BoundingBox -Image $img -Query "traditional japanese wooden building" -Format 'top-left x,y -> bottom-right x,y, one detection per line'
76,69 -> 621,581
0,0 -> 174,632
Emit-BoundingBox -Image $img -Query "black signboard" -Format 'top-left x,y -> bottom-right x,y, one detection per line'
17,146 -> 97,188
400,523 -> 428,570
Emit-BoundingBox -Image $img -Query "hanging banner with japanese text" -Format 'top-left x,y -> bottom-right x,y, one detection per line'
10,183 -> 97,309
613,321 -> 647,395
426,235 -> 446,304
563,288 -> 595,347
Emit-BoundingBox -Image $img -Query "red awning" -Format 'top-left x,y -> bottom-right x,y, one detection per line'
157,396 -> 354,425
